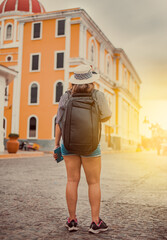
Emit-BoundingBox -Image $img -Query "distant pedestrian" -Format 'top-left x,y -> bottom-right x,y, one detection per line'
53,64 -> 111,234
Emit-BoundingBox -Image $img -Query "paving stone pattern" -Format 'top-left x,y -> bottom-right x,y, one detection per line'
0,152 -> 167,240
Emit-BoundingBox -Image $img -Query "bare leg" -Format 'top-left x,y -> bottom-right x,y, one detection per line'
64,155 -> 81,220
81,156 -> 101,224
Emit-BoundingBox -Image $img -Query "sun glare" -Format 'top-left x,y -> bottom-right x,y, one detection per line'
140,100 -> 167,136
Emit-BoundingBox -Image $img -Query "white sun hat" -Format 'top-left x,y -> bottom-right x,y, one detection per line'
69,64 -> 99,85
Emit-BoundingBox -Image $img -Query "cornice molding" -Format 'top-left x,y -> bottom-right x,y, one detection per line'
17,9 -> 82,23
114,48 -> 141,85
0,15 -> 20,20
0,43 -> 19,49
0,11 -> 34,18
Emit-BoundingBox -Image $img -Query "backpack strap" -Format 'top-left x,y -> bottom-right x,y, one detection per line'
65,90 -> 72,98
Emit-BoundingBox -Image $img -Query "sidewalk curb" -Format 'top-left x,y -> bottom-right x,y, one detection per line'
0,151 -> 45,159
0,149 -> 138,159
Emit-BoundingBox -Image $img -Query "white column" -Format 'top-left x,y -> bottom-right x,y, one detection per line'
79,22 -> 84,59
83,25 -> 87,60
13,19 -> 17,43
118,93 -> 122,136
112,94 -> 116,134
0,20 -> 4,45
0,76 -> 6,152
118,58 -> 123,86
64,17 -> 71,92
11,23 -> 24,134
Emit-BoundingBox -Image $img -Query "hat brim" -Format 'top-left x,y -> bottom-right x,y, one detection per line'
69,73 -> 99,85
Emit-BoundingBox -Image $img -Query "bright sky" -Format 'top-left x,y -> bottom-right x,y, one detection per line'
39,0 -> 167,131
2,0 -> 166,131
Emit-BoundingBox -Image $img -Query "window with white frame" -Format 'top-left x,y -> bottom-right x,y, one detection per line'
5,24 -> 13,40
106,56 -> 110,76
4,86 -> 9,107
29,83 -> 39,104
28,116 -> 37,138
32,22 -> 42,39
31,54 -> 40,71
53,115 -> 57,138
56,19 -> 65,36
3,118 -> 7,138
54,81 -> 63,103
90,42 -> 96,64
55,52 -> 64,69
88,38 -> 97,68
123,68 -> 128,88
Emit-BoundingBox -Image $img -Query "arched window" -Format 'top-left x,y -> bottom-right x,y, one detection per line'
91,44 -> 95,62
90,42 -> 96,65
106,54 -> 112,78
28,116 -> 37,138
30,83 -> 38,104
55,81 -> 63,103
6,24 -> 12,40
88,37 -> 98,68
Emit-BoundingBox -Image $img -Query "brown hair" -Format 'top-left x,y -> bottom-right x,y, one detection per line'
71,83 -> 94,94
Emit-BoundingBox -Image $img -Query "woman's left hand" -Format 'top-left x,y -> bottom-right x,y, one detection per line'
53,145 -> 60,160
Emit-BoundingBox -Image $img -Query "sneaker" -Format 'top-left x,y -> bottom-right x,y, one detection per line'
65,218 -> 78,232
89,218 -> 108,234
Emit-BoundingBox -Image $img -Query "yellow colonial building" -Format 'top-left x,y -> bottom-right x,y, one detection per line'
0,0 -> 141,151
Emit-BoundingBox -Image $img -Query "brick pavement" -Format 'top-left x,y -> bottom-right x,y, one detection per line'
0,152 -> 167,240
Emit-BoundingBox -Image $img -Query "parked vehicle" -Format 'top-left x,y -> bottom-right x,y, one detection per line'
19,141 -> 40,151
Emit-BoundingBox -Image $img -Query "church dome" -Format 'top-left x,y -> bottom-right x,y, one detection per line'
0,0 -> 45,16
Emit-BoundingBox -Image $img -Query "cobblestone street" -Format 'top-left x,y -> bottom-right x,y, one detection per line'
0,151 -> 167,240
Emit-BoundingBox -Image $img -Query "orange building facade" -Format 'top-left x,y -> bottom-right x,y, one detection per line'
0,0 -> 141,151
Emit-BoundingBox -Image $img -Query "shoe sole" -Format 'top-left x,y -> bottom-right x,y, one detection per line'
66,224 -> 78,232
89,227 -> 108,234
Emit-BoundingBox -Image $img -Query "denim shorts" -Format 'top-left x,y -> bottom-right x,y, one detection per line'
61,144 -> 101,158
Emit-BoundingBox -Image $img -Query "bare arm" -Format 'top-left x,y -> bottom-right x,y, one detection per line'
96,91 -> 112,122
54,123 -> 62,148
